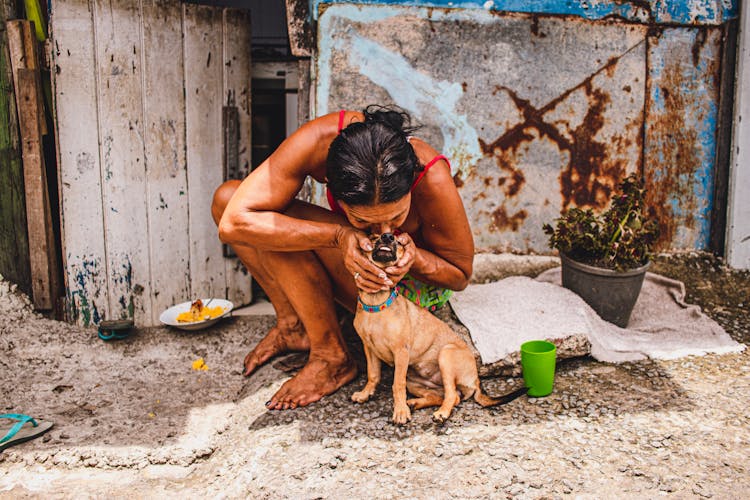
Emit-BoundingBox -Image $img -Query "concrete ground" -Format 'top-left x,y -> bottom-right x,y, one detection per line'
0,252 -> 748,499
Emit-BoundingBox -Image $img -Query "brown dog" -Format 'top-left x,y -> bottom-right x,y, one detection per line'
351,233 -> 526,423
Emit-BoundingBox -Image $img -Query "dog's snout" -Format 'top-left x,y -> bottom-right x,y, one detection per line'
370,232 -> 400,264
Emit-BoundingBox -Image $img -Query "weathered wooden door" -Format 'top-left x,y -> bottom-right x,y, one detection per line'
52,0 -> 252,326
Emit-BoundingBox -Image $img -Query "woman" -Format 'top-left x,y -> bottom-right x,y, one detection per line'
213,106 -> 474,410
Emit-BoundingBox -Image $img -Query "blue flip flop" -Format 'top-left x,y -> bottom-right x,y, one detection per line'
0,414 -> 54,452
98,319 -> 134,341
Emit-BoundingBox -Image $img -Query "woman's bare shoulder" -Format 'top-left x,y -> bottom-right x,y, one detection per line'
289,110 -> 365,152
407,138 -> 451,183
408,138 -> 443,167
270,112 -> 344,178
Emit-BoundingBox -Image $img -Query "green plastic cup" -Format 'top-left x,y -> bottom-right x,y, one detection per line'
520,340 -> 557,397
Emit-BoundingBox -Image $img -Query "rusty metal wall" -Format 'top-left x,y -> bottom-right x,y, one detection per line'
644,27 -> 722,250
313,2 -> 736,253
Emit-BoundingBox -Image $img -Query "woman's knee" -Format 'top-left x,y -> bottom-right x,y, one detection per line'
211,180 -> 242,225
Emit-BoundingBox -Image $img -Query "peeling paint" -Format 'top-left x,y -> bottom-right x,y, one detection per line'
644,27 -> 720,249
313,0 -> 738,24
318,24 -> 482,178
66,257 -> 103,326
109,257 -> 135,320
75,151 -> 95,175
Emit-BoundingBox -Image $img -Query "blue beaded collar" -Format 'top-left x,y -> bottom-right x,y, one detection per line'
357,289 -> 398,313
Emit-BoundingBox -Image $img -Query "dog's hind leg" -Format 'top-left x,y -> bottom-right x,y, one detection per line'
405,382 -> 443,410
433,346 -> 463,423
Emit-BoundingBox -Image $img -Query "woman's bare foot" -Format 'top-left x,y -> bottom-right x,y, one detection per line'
243,321 -> 310,377
265,351 -> 357,410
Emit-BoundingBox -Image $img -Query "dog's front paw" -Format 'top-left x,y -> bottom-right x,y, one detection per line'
351,389 -> 372,403
392,404 -> 411,424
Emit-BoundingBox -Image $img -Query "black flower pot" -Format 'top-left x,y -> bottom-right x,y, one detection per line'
560,253 -> 650,328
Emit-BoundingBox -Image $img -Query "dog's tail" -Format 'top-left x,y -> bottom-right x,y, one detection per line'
473,383 -> 528,407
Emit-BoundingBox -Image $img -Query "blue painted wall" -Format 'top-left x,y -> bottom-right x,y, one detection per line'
314,0 -> 739,24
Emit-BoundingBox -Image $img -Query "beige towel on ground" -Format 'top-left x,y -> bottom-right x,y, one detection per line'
449,268 -> 745,364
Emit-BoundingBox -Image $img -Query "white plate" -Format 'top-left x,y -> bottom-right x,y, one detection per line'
160,298 -> 234,331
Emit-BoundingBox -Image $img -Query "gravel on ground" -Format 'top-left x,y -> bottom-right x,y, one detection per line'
0,251 -> 747,499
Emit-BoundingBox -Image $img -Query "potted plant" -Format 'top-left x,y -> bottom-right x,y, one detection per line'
542,173 -> 660,327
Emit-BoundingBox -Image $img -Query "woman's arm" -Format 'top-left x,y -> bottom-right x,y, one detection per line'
218,113 -> 346,252
395,147 -> 474,291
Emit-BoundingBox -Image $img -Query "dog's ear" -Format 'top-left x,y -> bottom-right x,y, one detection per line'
395,241 -> 405,261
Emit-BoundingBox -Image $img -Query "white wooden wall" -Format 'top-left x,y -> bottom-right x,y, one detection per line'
727,0 -> 750,270
52,0 -> 252,326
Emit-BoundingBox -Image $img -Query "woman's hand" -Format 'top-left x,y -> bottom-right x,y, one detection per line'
336,226 -> 393,293
384,233 -> 417,285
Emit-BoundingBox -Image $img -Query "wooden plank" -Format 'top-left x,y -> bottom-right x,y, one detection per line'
183,3 -> 226,299
52,0 -> 109,326
92,0 -> 152,323
0,2 -> 31,295
222,7 -> 252,306
15,68 -> 52,309
6,20 -> 46,134
7,21 -> 38,89
8,19 -> 57,309
140,0 -> 191,323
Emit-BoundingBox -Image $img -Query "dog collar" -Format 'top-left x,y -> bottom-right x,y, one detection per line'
358,289 -> 398,313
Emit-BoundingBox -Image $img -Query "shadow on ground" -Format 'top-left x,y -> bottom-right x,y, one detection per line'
1,316 -> 278,451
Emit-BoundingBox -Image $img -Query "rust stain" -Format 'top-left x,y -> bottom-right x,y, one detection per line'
643,29 -> 720,250
530,16 -> 544,37
643,61 -> 701,249
691,29 -> 708,67
480,54 -> 632,209
452,173 -> 464,187
492,206 -> 528,232
604,56 -> 618,78
476,43 -> 649,235
564,81 -> 625,209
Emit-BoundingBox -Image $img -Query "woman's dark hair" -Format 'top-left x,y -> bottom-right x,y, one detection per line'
326,105 -> 421,205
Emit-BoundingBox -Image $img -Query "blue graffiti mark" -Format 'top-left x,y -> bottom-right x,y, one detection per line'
318,19 -> 482,176
313,0 -> 738,24
66,257 -> 103,326
110,257 -> 135,320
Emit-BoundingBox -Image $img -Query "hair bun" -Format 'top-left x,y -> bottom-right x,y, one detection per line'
363,105 -> 416,134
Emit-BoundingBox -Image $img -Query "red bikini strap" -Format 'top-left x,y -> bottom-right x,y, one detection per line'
326,187 -> 341,214
338,110 -> 346,133
411,155 -> 449,191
